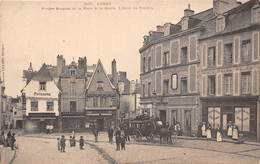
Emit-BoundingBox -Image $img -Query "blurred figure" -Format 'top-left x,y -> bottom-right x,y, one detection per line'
216,125 -> 222,142
57,137 -> 61,150
79,136 -> 84,150
93,126 -> 98,142
232,124 -> 239,140
227,121 -> 232,137
115,127 -> 121,151
201,122 -> 206,137
10,133 -> 16,150
60,135 -> 66,153
108,126 -> 114,144
206,122 -> 212,139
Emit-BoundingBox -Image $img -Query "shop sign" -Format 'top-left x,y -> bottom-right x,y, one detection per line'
34,92 -> 51,96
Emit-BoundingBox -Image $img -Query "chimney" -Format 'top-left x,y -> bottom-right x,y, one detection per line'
84,56 -> 87,73
57,55 -> 64,77
111,59 -> 118,87
184,4 -> 194,17
78,57 -> 84,70
28,62 -> 33,72
143,35 -> 149,45
119,72 -> 127,82
213,0 -> 239,15
156,26 -> 164,32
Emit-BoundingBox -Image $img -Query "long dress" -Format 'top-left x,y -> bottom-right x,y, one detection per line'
227,125 -> 232,136
232,127 -> 238,140
207,125 -> 212,139
202,125 -> 206,137
217,128 -> 222,142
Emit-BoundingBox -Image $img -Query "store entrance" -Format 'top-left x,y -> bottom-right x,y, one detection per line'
97,118 -> 104,131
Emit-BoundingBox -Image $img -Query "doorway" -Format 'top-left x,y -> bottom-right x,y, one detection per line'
97,118 -> 104,131
184,110 -> 191,135
159,110 -> 166,126
16,120 -> 23,129
70,101 -> 76,112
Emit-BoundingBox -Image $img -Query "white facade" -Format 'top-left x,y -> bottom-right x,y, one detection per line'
23,80 -> 60,116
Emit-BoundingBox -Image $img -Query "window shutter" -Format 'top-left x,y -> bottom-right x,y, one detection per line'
189,36 -> 197,61
252,32 -> 259,62
233,71 -> 240,96
252,69 -> 259,95
216,73 -> 222,96
202,43 -> 207,68
189,65 -> 197,93
156,46 -> 162,67
216,40 -> 223,67
156,71 -> 161,94
171,41 -> 179,64
202,75 -> 207,97
233,37 -> 240,65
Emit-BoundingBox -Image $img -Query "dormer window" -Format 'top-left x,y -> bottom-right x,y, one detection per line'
40,82 -> 46,91
182,18 -> 188,31
252,5 -> 260,23
70,70 -> 76,76
216,16 -> 225,32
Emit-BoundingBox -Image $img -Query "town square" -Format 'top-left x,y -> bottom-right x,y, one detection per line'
0,0 -> 260,163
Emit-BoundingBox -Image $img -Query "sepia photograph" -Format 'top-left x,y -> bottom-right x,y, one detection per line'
0,0 -> 260,163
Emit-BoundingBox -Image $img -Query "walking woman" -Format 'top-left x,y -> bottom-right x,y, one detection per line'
216,125 -> 222,142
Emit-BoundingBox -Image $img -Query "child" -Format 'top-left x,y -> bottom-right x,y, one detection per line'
57,137 -> 61,150
79,136 -> 84,150
69,136 -> 73,147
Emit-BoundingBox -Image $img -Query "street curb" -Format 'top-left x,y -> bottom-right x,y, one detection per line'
6,149 -> 16,164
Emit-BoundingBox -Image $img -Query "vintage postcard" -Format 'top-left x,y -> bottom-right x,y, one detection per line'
0,0 -> 259,163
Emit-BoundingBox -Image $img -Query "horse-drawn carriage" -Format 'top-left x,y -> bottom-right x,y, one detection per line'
128,115 -> 177,144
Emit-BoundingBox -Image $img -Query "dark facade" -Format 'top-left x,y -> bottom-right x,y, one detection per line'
85,60 -> 119,131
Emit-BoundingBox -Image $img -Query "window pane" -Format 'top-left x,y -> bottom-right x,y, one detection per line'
171,74 -> 177,89
235,107 -> 242,131
242,107 -> 250,132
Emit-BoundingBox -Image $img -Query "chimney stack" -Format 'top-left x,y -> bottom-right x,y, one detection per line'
57,55 -> 64,77
111,59 -> 118,88
184,4 -> 194,17
28,62 -> 33,72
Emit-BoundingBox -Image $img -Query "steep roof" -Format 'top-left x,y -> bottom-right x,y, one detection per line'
225,0 -> 258,15
23,70 -> 37,84
32,63 -> 53,81
86,59 -> 116,90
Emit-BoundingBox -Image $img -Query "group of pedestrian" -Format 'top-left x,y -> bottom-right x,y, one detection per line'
115,127 -> 126,151
198,121 -> 242,143
1,130 -> 16,150
57,132 -> 86,153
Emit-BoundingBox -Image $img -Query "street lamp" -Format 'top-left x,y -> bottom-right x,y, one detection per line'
152,91 -> 156,117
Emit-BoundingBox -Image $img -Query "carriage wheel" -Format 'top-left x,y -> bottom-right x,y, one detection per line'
133,130 -> 142,142
149,133 -> 154,142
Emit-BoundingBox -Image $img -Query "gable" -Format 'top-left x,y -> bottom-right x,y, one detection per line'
87,60 -> 116,93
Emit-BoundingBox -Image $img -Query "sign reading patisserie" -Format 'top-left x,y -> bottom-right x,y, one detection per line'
34,92 -> 51,96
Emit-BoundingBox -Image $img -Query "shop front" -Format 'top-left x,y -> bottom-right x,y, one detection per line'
61,112 -> 85,132
23,113 -> 58,133
85,110 -> 116,131
201,96 -> 258,141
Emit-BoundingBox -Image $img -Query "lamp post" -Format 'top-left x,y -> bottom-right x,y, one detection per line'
152,91 -> 156,117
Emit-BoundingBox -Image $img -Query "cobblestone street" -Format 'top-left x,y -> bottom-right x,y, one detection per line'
13,132 -> 260,164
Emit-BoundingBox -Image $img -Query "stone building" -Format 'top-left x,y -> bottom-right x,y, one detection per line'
58,55 -> 87,132
199,0 -> 260,141
21,64 -> 61,133
139,4 -> 213,135
85,59 -> 119,131
11,96 -> 23,129
139,0 -> 260,138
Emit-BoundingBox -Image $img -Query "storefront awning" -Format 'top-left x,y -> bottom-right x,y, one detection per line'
29,117 -> 57,120
86,113 -> 112,116
63,116 -> 85,118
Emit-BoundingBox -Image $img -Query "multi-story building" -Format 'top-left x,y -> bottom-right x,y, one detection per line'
21,64 -> 61,133
85,59 -> 119,131
58,55 -> 88,132
11,96 -> 23,129
118,75 -> 140,121
199,0 -> 260,141
139,4 -> 214,135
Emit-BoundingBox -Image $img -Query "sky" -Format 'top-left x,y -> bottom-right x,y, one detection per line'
0,0 -> 248,97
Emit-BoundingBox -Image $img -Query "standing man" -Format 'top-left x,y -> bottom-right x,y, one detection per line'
60,135 -> 66,153
115,127 -> 121,151
93,125 -> 98,142
108,126 -> 114,144
10,133 -> 16,150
